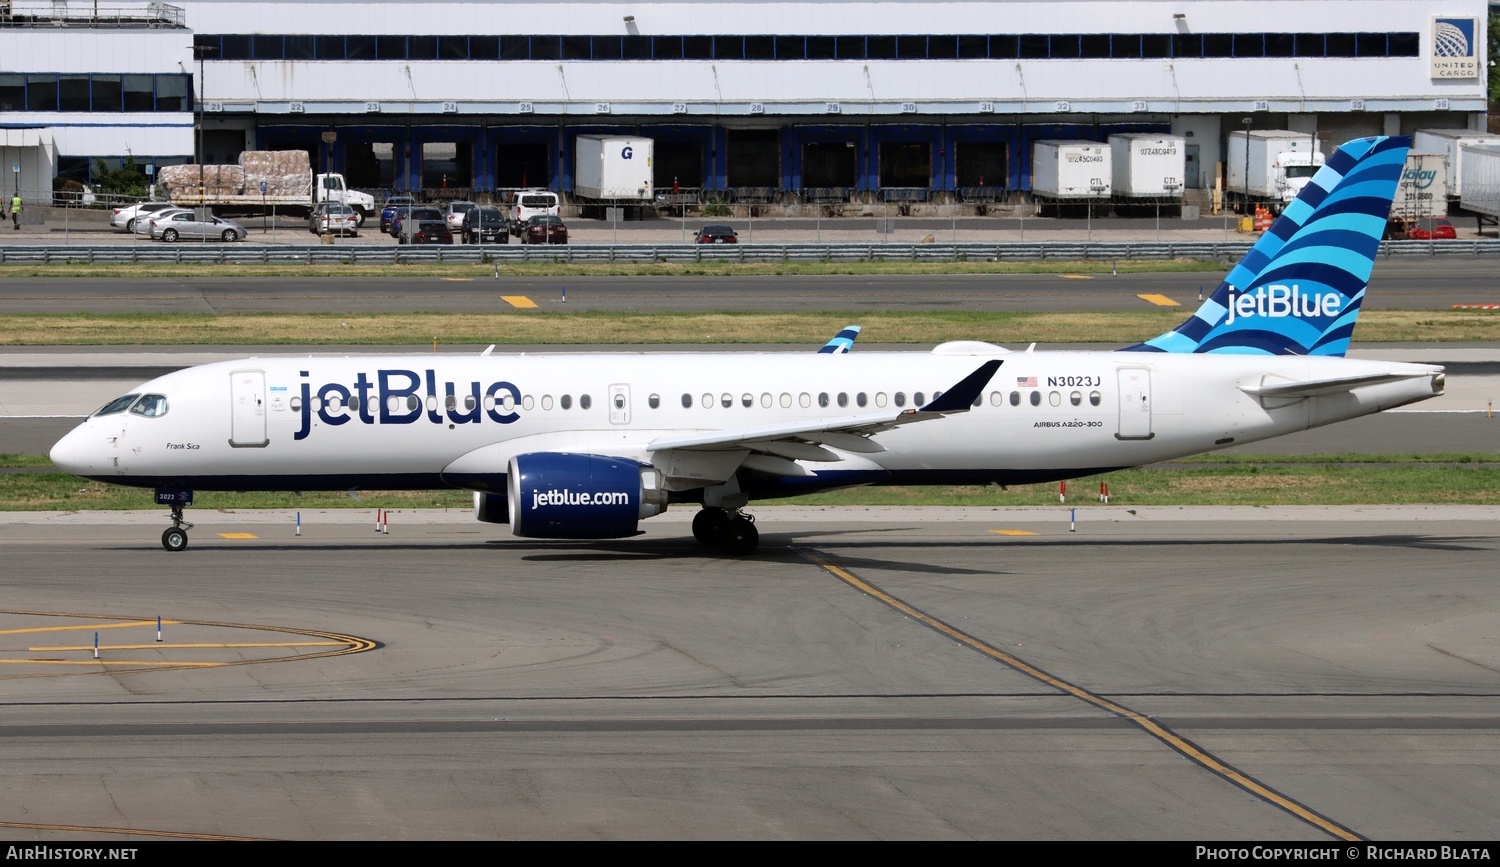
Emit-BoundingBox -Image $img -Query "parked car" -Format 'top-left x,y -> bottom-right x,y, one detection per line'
695,224 -> 738,244
509,189 -> 560,236
110,201 -> 176,233
444,200 -> 478,232
521,214 -> 568,245
1405,216 -> 1456,241
309,202 -> 360,236
379,196 -> 415,233
132,206 -> 191,235
460,207 -> 509,244
391,206 -> 444,240
398,219 -> 453,245
149,209 -> 247,242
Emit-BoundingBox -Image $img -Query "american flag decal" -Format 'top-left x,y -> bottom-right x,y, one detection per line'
1017,376 -> 1038,387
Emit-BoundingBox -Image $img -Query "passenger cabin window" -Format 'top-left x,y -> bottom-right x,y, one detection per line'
560,394 -> 572,410
95,394 -> 141,416
648,394 -> 660,409
580,394 -> 591,410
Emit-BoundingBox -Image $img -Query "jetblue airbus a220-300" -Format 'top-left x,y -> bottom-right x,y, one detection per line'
50,136 -> 1444,555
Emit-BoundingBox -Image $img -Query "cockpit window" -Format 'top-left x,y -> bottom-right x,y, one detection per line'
94,394 -> 140,416
129,394 -> 169,418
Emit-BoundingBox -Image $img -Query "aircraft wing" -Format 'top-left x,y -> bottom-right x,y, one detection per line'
648,359 -> 1001,458
1239,370 -> 1438,399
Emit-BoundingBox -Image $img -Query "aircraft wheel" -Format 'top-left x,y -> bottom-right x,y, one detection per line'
692,508 -> 728,545
162,527 -> 188,552
720,518 -> 758,556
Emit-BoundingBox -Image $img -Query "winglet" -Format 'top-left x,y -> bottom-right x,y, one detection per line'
918,359 -> 1002,413
818,325 -> 861,354
1124,135 -> 1409,357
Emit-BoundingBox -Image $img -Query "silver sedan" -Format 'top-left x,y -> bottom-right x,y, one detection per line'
148,210 -> 248,242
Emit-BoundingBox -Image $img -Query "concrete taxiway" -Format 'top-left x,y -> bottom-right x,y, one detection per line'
0,506 -> 1497,840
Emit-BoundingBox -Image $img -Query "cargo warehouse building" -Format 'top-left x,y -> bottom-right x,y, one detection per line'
0,0 -> 1491,211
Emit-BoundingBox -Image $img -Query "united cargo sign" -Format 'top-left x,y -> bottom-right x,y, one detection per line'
1431,17 -> 1479,79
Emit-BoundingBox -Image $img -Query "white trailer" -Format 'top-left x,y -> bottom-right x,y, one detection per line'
1225,130 -> 1324,214
1031,140 -> 1110,215
1458,144 -> 1500,226
574,135 -> 654,202
1389,152 -> 1448,220
1108,133 -> 1186,199
1412,129 -> 1500,204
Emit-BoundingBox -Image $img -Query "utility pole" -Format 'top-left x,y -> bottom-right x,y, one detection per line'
192,44 -> 217,209
1241,116 -> 1252,216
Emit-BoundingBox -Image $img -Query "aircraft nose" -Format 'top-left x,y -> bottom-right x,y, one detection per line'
49,423 -> 106,476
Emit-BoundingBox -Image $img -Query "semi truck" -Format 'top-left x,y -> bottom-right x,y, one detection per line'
1412,129 -> 1500,207
573,135 -> 654,217
1458,143 -> 1500,229
1389,152 -> 1449,221
1108,133 -> 1186,212
1225,130 -> 1324,214
156,150 -> 377,224
1030,140 -> 1111,215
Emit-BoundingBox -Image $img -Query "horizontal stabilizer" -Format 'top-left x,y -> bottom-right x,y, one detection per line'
1240,370 -> 1438,399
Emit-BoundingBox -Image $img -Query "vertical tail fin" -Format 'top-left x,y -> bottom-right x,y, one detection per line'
1125,135 -> 1409,357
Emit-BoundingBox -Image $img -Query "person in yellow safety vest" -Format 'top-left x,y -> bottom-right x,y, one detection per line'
9,194 -> 20,230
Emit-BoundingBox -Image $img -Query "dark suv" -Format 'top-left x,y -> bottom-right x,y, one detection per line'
460,207 -> 509,244
390,206 -> 443,241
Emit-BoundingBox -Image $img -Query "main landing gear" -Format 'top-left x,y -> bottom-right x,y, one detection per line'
692,507 -> 759,556
156,488 -> 194,552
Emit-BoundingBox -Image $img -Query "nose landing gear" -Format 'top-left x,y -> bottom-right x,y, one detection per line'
156,488 -> 194,552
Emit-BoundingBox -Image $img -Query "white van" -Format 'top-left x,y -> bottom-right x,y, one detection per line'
509,189 -> 560,236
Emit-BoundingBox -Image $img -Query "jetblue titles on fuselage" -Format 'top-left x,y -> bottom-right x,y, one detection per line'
294,368 -> 522,440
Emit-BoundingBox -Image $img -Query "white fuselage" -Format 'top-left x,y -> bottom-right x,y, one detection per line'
49,345 -> 1444,499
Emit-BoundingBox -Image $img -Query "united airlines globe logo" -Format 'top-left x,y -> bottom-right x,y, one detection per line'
1433,21 -> 1471,57
1431,17 -> 1478,79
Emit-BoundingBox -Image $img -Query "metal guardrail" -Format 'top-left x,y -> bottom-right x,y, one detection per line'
0,1 -> 185,27
2,239 -> 1498,266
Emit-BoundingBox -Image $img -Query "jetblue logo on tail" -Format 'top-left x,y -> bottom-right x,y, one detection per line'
1125,136 -> 1409,357
1224,285 -> 1342,325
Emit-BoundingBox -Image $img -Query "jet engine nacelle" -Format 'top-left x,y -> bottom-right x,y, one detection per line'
506,452 -> 667,539
473,491 -> 509,524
